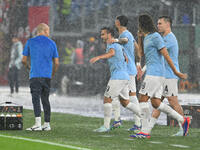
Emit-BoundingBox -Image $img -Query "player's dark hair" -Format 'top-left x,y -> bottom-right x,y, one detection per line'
159,15 -> 172,27
101,27 -> 115,37
116,15 -> 128,27
138,14 -> 157,34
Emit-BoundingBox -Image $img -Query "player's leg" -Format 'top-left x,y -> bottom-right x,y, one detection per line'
110,98 -> 122,130
94,80 -> 124,132
131,76 -> 165,138
128,75 -> 142,132
151,97 -> 189,136
8,67 -> 14,94
165,79 -> 185,136
41,78 -> 51,131
110,80 -> 129,130
119,80 -> 142,119
148,96 -> 165,134
26,78 -> 42,131
112,98 -> 121,121
14,67 -> 19,93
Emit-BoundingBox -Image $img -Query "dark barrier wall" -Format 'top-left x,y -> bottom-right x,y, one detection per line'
53,63 -> 110,96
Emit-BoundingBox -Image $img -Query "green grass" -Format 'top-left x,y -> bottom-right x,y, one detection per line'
0,110 -> 200,150
0,136 -> 74,150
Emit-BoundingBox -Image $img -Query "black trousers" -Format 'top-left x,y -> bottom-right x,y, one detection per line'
8,66 -> 19,93
30,78 -> 51,122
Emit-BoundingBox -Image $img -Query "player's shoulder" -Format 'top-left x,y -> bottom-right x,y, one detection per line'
165,32 -> 177,43
125,30 -> 133,37
110,43 -> 122,50
152,32 -> 161,37
167,32 -> 177,40
113,42 -> 122,47
147,32 -> 162,41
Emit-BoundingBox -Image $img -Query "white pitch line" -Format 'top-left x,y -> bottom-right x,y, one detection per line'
148,141 -> 163,144
98,135 -> 113,138
170,144 -> 190,148
0,134 -> 91,150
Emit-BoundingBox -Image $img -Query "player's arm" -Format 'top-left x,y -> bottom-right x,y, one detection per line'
137,31 -> 144,57
134,41 -> 142,61
160,47 -> 187,79
22,56 -> 30,70
52,57 -> 59,77
111,38 -> 128,44
90,48 -> 115,64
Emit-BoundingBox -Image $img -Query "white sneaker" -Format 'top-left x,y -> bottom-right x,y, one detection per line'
42,124 -> 51,131
172,129 -> 184,136
93,125 -> 110,132
26,125 -> 42,131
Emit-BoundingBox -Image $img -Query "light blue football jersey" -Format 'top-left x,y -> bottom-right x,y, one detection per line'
163,32 -> 180,79
119,30 -> 137,75
106,43 -> 130,80
143,32 -> 165,77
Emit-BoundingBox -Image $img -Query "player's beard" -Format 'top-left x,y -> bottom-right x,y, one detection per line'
102,37 -> 108,43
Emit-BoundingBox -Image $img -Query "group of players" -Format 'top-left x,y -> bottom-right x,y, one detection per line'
89,14 -> 190,138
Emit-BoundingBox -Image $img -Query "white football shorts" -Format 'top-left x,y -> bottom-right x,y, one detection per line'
139,75 -> 165,99
104,80 -> 129,100
128,75 -> 136,93
162,78 -> 178,97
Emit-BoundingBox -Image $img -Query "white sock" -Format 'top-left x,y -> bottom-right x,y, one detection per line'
35,117 -> 41,126
126,102 -> 142,118
157,103 -> 184,123
178,122 -> 183,131
130,96 -> 141,127
112,98 -> 120,121
104,103 -> 112,129
139,102 -> 151,133
148,117 -> 157,134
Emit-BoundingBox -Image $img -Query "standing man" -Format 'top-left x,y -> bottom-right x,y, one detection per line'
22,23 -> 59,131
90,27 -> 141,132
131,14 -> 189,138
111,15 -> 142,132
149,16 -> 185,136
8,36 -> 23,95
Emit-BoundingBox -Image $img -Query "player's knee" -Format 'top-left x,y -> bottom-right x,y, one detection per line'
120,99 -> 129,107
104,97 -> 112,103
129,92 -> 136,96
151,99 -> 161,109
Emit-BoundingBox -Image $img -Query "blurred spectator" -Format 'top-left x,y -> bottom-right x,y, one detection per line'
84,36 -> 101,63
70,0 -> 81,20
74,40 -> 84,64
56,0 -> 72,22
8,36 -> 23,95
63,41 -> 75,64
85,0 -> 96,15
182,13 -> 190,24
28,0 -> 50,6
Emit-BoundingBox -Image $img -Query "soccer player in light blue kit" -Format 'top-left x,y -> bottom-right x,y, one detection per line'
90,27 -> 141,132
131,14 -> 189,138
149,16 -> 187,136
110,15 -> 142,132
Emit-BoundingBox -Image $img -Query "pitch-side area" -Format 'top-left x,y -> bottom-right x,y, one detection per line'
0,110 -> 200,150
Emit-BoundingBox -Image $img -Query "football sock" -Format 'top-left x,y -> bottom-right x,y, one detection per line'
104,103 -> 112,129
139,102 -> 151,133
130,96 -> 141,127
112,98 -> 121,121
157,102 -> 184,123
